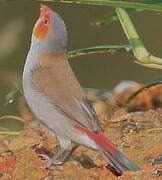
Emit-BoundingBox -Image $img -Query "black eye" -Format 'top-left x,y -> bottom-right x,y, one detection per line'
44,19 -> 48,24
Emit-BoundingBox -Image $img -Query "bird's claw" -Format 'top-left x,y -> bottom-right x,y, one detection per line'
34,144 -> 77,169
35,153 -> 66,169
36,154 -> 53,169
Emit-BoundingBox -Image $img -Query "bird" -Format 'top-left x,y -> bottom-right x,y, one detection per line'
23,4 -> 140,175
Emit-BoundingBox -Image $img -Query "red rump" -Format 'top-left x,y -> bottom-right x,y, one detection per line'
40,5 -> 53,18
75,125 -> 117,155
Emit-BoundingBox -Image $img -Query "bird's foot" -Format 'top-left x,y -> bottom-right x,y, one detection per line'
37,153 -> 53,169
36,144 -> 77,169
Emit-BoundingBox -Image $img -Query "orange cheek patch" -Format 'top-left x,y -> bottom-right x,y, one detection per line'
33,18 -> 51,41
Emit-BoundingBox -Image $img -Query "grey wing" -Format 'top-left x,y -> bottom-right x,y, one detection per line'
74,98 -> 101,132
54,98 -> 102,132
32,58 -> 102,133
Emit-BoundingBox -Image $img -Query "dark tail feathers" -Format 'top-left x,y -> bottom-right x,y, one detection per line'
101,148 -> 140,175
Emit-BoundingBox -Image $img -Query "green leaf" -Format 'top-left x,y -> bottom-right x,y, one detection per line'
5,83 -> 23,105
5,89 -> 19,105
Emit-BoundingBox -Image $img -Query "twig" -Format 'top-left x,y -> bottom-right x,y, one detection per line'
68,45 -> 131,58
0,115 -> 26,123
110,111 -> 144,123
145,127 -> 162,134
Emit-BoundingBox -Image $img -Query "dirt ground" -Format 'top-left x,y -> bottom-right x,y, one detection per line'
0,82 -> 161,179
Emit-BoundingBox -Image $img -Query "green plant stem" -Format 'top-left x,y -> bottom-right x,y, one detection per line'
115,7 -> 162,68
92,8 -> 141,26
0,131 -> 20,135
116,7 -> 149,60
68,45 -> 131,58
92,0 -> 162,25
40,0 -> 162,12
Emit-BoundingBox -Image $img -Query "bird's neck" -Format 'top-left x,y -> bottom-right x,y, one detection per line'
23,44 -> 67,78
23,47 -> 39,76
31,32 -> 67,54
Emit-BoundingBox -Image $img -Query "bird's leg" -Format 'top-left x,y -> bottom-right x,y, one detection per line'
52,143 -> 77,165
38,140 -> 78,169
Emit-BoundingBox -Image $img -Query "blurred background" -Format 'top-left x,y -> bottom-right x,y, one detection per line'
0,1 -> 162,130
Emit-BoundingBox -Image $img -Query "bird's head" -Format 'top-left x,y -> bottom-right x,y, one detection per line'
32,5 -> 67,53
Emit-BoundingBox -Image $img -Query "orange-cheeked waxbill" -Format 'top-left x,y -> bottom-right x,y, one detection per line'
23,5 -> 140,175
